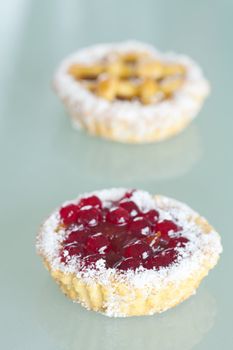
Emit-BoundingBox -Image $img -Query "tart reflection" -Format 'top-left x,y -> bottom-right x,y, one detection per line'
56,123 -> 202,183
37,281 -> 216,350
88,126 -> 202,182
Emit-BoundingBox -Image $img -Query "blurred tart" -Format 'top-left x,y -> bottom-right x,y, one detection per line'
37,188 -> 221,317
54,41 -> 210,143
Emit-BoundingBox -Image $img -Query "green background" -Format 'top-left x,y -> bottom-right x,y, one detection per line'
1,1 -> 232,349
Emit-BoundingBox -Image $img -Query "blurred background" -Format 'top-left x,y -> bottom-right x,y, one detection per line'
0,1 -> 232,349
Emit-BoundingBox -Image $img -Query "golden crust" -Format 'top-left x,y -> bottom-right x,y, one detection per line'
38,193 -> 221,317
44,254 -> 217,317
68,102 -> 193,144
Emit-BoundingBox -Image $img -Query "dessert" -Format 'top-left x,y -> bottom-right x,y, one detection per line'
36,189 -> 222,317
54,41 -> 210,143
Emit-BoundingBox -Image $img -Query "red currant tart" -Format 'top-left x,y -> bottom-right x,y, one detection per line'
36,189 -> 222,317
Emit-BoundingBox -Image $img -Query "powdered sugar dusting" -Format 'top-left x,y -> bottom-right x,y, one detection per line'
37,189 -> 222,294
53,41 -> 210,142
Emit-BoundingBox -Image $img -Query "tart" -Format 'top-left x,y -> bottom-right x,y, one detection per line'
54,41 -> 210,143
37,189 -> 222,317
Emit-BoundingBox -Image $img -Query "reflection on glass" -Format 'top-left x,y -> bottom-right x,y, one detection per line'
91,126 -> 202,182
37,281 -> 216,350
56,124 -> 202,183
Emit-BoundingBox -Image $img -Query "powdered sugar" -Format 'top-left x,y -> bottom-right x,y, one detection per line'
37,188 -> 222,294
53,41 -> 210,142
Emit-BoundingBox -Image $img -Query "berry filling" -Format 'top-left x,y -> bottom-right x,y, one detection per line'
59,192 -> 189,271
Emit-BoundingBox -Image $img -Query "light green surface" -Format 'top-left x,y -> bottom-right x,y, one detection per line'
0,1 -> 232,349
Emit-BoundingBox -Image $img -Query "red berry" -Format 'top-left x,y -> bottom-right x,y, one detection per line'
106,207 -> 130,226
59,194 -> 186,272
110,233 -> 128,252
167,236 -> 189,249
119,201 -> 140,217
114,257 -> 141,270
61,244 -> 84,263
129,217 -> 151,236
144,209 -> 159,225
144,250 -> 177,270
123,240 -> 152,259
155,220 -> 181,238
105,252 -> 121,268
159,236 -> 170,247
66,244 -> 84,256
122,190 -> 134,199
82,254 -> 105,269
86,233 -> 111,254
77,207 -> 101,227
60,204 -> 79,225
142,256 -> 155,269
78,195 -> 102,209
156,250 -> 178,267
63,229 -> 89,245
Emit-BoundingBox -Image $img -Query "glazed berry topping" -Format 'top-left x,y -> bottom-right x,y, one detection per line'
60,244 -> 84,263
129,217 -> 151,236
122,190 -> 134,199
123,240 -> 152,259
114,257 -> 141,270
77,207 -> 101,227
86,233 -> 111,254
119,201 -> 140,217
106,207 -> 130,226
144,209 -> 159,224
63,229 -> 89,245
78,195 -> 102,209
167,236 -> 189,249
59,191 -> 189,271
155,220 -> 181,236
60,204 -> 79,225
143,250 -> 177,269
82,254 -> 104,268
64,244 -> 84,257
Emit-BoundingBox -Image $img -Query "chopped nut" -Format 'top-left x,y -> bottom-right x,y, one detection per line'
120,52 -> 146,64
163,63 -> 186,76
116,80 -> 138,99
68,53 -> 186,104
137,60 -> 164,79
68,64 -> 104,79
160,76 -> 184,95
106,61 -> 135,78
139,79 -> 159,104
96,77 -> 118,101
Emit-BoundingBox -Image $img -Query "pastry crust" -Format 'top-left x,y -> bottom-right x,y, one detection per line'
54,41 -> 210,143
36,189 -> 222,317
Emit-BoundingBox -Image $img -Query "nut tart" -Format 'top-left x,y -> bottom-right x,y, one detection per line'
54,41 -> 210,143
36,189 -> 221,317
